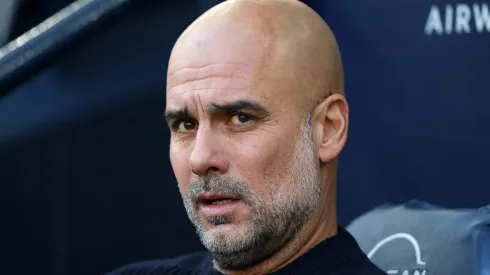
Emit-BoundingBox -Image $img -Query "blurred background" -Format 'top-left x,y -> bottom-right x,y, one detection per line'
0,0 -> 489,274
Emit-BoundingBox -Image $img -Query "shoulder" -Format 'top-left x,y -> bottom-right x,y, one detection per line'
105,251 -> 213,275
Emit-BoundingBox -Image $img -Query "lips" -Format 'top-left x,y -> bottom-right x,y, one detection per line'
197,193 -> 240,205
196,193 -> 242,217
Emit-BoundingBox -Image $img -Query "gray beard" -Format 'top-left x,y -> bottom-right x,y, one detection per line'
180,114 -> 321,270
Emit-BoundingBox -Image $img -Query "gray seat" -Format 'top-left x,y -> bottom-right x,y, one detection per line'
347,200 -> 490,275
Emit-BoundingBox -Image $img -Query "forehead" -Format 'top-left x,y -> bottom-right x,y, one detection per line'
166,37 -> 279,109
167,62 -> 254,105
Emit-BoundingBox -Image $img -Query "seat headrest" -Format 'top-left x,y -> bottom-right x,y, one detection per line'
347,200 -> 490,275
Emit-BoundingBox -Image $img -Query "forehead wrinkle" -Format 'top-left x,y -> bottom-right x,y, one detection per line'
168,75 -> 249,95
167,62 -> 251,94
166,75 -> 255,116
167,79 -> 251,98
167,61 -> 245,78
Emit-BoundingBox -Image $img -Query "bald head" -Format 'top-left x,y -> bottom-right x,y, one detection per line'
168,0 -> 343,109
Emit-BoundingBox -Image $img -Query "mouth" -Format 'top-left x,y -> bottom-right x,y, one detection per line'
197,193 -> 240,204
208,198 -> 235,205
196,193 -> 242,216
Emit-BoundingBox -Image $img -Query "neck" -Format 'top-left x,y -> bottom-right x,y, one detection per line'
215,198 -> 337,275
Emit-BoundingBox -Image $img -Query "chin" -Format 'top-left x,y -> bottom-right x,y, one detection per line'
207,222 -> 236,234
206,221 -> 246,238
201,223 -> 253,252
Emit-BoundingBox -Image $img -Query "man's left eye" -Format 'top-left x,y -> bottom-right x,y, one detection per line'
230,113 -> 251,125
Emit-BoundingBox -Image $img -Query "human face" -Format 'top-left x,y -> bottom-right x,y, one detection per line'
165,64 -> 323,270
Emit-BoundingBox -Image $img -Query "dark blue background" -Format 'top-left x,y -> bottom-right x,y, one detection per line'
0,0 -> 488,274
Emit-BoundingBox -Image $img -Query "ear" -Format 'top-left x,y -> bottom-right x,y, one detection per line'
312,94 -> 349,164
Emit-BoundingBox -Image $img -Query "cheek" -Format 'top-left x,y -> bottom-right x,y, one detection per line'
231,131 -> 298,188
170,145 -> 191,192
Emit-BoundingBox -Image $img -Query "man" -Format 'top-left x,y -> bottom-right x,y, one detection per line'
107,0 -> 386,274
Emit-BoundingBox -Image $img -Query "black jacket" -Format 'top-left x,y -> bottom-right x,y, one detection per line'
106,227 -> 386,275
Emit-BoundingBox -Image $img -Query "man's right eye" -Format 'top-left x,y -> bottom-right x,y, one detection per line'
175,120 -> 196,132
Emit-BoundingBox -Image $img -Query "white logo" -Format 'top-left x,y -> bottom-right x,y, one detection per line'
367,233 -> 427,275
425,3 -> 490,35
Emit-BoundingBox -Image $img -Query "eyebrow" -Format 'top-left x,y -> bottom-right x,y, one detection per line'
164,106 -> 191,124
209,100 -> 268,115
164,99 -> 268,124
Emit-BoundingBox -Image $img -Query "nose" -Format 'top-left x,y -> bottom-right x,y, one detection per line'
189,127 -> 229,176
